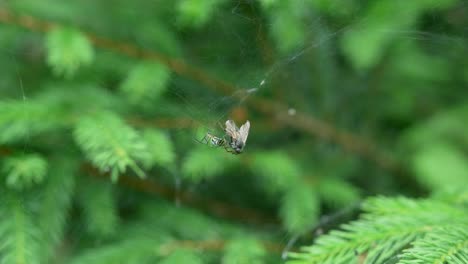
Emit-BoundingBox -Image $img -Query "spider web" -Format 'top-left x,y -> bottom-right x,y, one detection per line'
168,4 -> 364,139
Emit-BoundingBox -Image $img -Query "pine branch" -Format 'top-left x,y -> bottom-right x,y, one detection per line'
182,147 -> 237,182
45,26 -> 94,78
411,142 -> 468,190
249,151 -> 302,194
361,196 -> 464,218
316,177 -> 361,208
280,184 -> 319,235
1,144 -> 276,228
158,240 -> 224,256
153,230 -> 285,257
0,100 -> 62,144
0,191 -> 40,264
398,225 -> 468,264
37,159 -> 76,263
132,200 -> 286,256
117,199 -> 285,256
85,164 -> 278,226
0,7 -> 403,175
2,153 -> 47,190
176,0 -> 227,29
159,249 -> 203,264
73,112 -> 150,182
157,239 -> 285,259
120,62 -> 171,105
287,196 -> 468,264
157,239 -> 283,257
141,128 -> 176,169
69,238 -> 160,264
69,203 -> 283,263
432,187 -> 468,206
222,238 -> 267,264
77,178 -> 118,237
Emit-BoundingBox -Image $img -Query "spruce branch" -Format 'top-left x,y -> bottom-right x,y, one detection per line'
222,237 -> 267,264
73,112 -> 150,182
69,238 -> 160,264
157,239 -> 283,256
398,225 -> 468,264
37,160 -> 76,263
250,151 -> 302,194
158,240 -> 224,256
0,192 -> 40,264
0,100 -> 62,144
2,153 -> 47,190
287,196 -> 468,264
0,7 -> 403,175
119,62 -> 171,105
77,178 -> 119,237
141,128 -> 176,169
316,177 -> 361,208
176,0 -> 227,29
85,164 -> 277,225
45,26 -> 94,78
432,187 -> 468,206
280,184 -> 320,235
182,147 -> 237,182
159,249 -> 203,264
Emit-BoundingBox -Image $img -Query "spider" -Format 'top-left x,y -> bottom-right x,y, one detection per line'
196,120 -> 250,154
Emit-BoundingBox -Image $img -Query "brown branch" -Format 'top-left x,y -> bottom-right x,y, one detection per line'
83,164 -> 278,226
157,239 -> 285,256
276,110 -> 398,171
158,240 -> 225,255
0,8 -> 403,174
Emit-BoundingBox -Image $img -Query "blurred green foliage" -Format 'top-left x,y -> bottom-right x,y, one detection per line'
46,27 -> 94,78
2,153 -> 47,189
0,0 -> 467,263
120,63 -> 171,105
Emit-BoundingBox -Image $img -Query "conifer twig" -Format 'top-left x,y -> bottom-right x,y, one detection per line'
157,239 -> 285,255
158,240 -> 225,255
82,164 -> 278,226
0,148 -> 278,227
0,8 -> 403,175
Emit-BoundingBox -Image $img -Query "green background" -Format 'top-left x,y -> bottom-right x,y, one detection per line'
0,0 -> 467,263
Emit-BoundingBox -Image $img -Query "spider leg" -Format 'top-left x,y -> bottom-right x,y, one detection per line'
217,121 -> 224,131
193,138 -> 205,144
223,144 -> 238,155
194,133 -> 210,145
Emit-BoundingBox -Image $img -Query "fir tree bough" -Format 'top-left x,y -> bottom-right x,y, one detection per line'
287,193 -> 468,264
0,191 -> 41,264
73,111 -> 150,182
46,26 -> 94,78
2,153 -> 47,189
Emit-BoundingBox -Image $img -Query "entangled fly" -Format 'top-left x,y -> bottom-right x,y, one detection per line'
197,120 -> 250,154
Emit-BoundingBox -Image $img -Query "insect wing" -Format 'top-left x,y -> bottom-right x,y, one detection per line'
225,119 -> 240,140
238,120 -> 250,144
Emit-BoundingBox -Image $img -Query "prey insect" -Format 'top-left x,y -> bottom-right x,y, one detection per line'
197,120 -> 250,154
